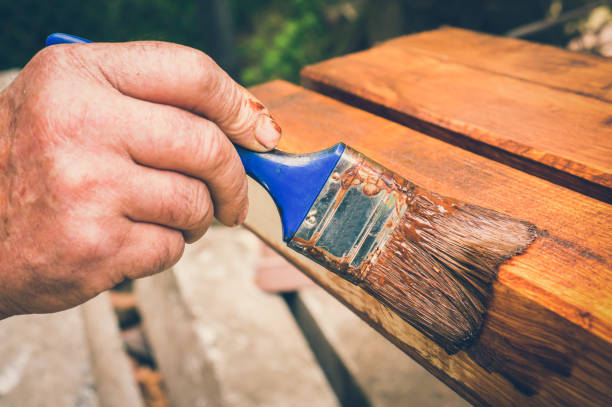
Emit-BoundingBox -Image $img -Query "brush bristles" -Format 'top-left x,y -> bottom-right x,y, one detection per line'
361,193 -> 537,354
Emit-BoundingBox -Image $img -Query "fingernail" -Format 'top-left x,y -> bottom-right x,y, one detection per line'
255,115 -> 281,149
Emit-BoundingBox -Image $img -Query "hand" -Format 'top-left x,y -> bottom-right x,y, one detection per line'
0,41 -> 281,318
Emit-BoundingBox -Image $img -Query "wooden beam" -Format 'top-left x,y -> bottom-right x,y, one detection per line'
244,80 -> 612,407
300,28 -> 612,202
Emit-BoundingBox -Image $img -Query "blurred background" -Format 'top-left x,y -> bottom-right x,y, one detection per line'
1,2 -> 611,407
1,0 -> 610,86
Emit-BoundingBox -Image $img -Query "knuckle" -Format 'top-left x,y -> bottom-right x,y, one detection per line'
160,178 -> 211,230
151,234 -> 185,275
18,76 -> 82,139
232,159 -> 249,195
32,46 -> 65,70
52,156 -> 101,198
181,182 -> 212,230
66,221 -> 118,263
85,267 -> 124,299
237,175 -> 249,208
157,200 -> 181,226
200,124 -> 232,173
33,44 -> 89,74
167,235 -> 186,267
195,52 -> 218,93
192,52 -> 240,120
221,151 -> 248,201
28,46 -> 76,90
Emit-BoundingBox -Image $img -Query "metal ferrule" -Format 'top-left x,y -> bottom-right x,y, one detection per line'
288,146 -> 408,284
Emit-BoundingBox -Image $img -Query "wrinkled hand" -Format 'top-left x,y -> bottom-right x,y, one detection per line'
0,41 -> 281,318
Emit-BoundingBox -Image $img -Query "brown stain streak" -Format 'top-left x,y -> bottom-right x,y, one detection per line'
295,151 -> 538,357
270,119 -> 281,134
248,99 -> 266,111
364,195 -> 537,353
246,97 -> 282,136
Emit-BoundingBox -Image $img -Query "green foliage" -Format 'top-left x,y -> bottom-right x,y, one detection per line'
0,0 -> 597,86
236,0 -> 354,84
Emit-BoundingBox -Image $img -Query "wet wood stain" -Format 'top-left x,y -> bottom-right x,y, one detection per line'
293,150 -> 537,354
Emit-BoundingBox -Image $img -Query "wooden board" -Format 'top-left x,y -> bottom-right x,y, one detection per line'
373,27 -> 612,102
244,80 -> 612,407
300,28 -> 612,202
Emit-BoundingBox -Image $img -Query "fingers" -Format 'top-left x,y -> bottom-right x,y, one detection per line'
117,222 -> 186,280
68,41 -> 281,150
122,165 -> 215,243
111,97 -> 248,226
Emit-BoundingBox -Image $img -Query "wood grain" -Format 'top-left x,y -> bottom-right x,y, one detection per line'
375,27 -> 612,102
300,28 -> 612,202
244,80 -> 612,407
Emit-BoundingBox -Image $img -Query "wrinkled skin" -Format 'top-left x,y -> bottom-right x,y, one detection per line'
0,42 -> 281,319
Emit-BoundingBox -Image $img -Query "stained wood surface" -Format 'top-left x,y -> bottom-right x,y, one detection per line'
244,80 -> 612,407
371,27 -> 612,101
300,28 -> 612,202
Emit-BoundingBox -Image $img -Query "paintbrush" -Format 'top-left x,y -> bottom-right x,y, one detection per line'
238,144 -> 537,353
47,34 -> 537,354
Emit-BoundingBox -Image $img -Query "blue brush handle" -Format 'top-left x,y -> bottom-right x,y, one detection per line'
46,33 -> 91,45
45,33 -> 345,241
235,144 -> 345,240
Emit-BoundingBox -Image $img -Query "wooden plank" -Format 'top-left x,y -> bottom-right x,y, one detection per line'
300,29 -> 612,202
376,27 -> 612,102
244,80 -> 612,407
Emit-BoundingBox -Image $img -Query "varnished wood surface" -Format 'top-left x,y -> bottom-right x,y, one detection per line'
300,28 -> 612,202
245,80 -> 612,407
375,27 -> 612,102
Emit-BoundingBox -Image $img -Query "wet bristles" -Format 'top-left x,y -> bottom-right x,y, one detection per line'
362,192 -> 537,354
